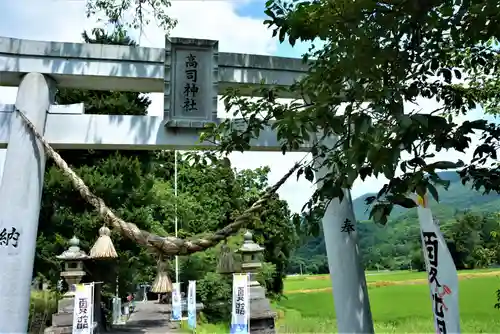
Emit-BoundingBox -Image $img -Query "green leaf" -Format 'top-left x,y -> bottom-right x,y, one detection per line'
392,196 -> 418,209
431,59 -> 439,71
304,166 -> 314,182
399,115 -> 412,128
400,162 -> 407,173
412,114 -> 429,128
383,165 -> 394,180
440,68 -> 452,83
296,167 -> 304,180
278,28 -> 286,43
370,205 -> 383,222
221,157 -> 231,167
416,184 -> 427,198
364,196 -> 376,205
370,204 -> 390,225
359,166 -> 372,181
330,116 -> 345,134
264,8 -> 276,19
354,114 -> 371,133
345,104 -> 353,114
427,183 -> 439,202
347,169 -> 358,185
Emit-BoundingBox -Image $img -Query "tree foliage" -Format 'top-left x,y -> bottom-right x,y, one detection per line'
290,172 -> 500,274
200,0 -> 500,225
85,0 -> 177,32
291,209 -> 500,275
236,167 -> 299,296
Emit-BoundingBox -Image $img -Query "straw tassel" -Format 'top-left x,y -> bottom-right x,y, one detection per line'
217,240 -> 237,274
151,259 -> 173,293
90,225 -> 118,259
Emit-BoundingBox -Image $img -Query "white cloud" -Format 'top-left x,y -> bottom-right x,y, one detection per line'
229,151 -> 313,213
138,2 -> 276,54
0,0 -> 91,42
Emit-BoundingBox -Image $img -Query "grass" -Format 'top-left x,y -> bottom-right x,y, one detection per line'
29,290 -> 59,333
284,268 -> 500,292
192,269 -> 500,333
279,276 -> 500,332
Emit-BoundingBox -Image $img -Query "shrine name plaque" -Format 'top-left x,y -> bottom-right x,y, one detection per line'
164,37 -> 219,129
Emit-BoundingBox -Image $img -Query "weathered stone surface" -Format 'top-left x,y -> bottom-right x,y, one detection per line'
0,73 -> 55,333
164,37 -> 218,129
45,322 -> 98,334
57,297 -> 75,313
0,36 -> 307,94
249,293 -> 276,334
51,312 -> 73,327
250,316 -> 276,334
44,324 -> 72,334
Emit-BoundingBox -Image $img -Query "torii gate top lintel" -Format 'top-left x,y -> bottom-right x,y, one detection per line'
0,35 -> 312,152
0,35 -> 308,94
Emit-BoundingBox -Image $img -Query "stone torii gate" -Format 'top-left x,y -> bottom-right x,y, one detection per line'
0,36 -> 373,333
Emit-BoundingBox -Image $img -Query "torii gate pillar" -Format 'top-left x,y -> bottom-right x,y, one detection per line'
314,135 -> 374,334
0,72 -> 55,332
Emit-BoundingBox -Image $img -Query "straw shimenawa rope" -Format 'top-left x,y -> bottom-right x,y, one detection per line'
17,109 -> 299,256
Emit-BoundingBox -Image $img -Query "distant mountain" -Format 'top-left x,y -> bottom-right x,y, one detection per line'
288,171 -> 500,275
352,171 -> 500,221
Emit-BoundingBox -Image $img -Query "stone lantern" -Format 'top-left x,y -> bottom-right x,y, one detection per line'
56,235 -> 89,297
237,231 -> 276,334
45,236 -> 90,334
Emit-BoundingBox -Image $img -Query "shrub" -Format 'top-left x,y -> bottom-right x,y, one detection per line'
29,290 -> 60,333
197,272 -> 232,323
258,262 -> 278,298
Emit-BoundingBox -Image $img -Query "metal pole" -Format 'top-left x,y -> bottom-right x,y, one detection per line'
174,150 -> 179,284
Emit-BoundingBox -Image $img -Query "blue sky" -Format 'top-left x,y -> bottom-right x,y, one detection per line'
235,0 -> 267,19
0,0 -> 495,213
233,0 -> 312,58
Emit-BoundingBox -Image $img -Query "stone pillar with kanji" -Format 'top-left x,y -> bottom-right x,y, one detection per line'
45,236 -> 89,334
237,231 -> 276,334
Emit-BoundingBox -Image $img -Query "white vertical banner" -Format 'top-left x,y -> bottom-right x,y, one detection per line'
416,194 -> 460,334
187,280 -> 196,330
72,283 -> 94,334
171,282 -> 182,321
230,273 -> 250,334
112,297 -> 122,325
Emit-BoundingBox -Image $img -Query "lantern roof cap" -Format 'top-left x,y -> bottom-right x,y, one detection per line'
56,235 -> 89,260
238,231 -> 264,254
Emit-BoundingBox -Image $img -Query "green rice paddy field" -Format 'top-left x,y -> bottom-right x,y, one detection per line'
194,269 -> 500,333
